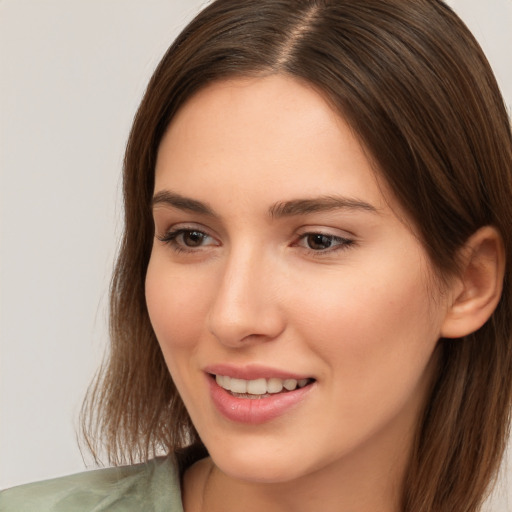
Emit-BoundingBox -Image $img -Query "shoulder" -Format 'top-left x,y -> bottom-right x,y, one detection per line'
0,456 -> 183,512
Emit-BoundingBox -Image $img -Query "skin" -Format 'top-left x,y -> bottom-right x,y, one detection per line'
145,75 -> 457,512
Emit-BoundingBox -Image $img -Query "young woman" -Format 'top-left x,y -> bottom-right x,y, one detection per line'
2,1 -> 511,511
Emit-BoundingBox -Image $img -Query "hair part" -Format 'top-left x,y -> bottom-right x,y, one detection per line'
81,1 -> 512,510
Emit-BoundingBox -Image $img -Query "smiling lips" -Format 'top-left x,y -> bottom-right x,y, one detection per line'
215,374 -> 311,397
206,369 -> 315,424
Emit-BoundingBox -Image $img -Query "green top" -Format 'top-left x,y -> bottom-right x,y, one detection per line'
0,457 -> 184,512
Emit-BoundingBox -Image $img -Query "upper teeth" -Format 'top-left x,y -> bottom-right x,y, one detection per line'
215,375 -> 310,395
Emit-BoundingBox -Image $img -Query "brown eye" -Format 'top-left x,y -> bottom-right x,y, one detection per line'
306,234 -> 336,250
158,228 -> 216,251
295,232 -> 354,254
181,230 -> 207,247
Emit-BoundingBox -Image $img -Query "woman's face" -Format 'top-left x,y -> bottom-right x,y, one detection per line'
146,75 -> 452,484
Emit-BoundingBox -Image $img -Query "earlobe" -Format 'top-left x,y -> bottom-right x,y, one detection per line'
441,226 -> 505,339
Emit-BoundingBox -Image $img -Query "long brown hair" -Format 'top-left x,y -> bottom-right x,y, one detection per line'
82,1 -> 512,510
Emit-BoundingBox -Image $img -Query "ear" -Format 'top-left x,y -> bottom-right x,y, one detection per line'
441,226 -> 505,339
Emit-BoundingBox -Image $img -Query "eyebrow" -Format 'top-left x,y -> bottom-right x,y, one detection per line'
269,196 -> 379,218
152,190 -> 379,218
152,190 -> 215,216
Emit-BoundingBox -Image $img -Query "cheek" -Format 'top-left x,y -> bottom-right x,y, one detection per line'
145,257 -> 213,407
292,261 -> 441,405
145,255 -> 210,352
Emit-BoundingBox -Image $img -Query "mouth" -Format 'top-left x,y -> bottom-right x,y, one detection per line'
209,373 -> 316,399
203,364 -> 316,423
206,370 -> 316,424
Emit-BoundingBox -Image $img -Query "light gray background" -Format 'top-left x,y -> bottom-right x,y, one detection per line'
1,1 -> 511,509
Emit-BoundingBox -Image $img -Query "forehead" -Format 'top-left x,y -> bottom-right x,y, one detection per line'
154,75 -> 400,222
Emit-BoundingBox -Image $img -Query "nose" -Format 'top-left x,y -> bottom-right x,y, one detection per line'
207,247 -> 285,347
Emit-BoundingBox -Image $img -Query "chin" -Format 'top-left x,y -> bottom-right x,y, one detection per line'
203,434 -> 322,484
214,456 -> 304,484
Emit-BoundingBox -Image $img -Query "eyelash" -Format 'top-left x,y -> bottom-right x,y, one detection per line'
157,228 -> 355,256
157,228 -> 216,254
295,232 -> 355,255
